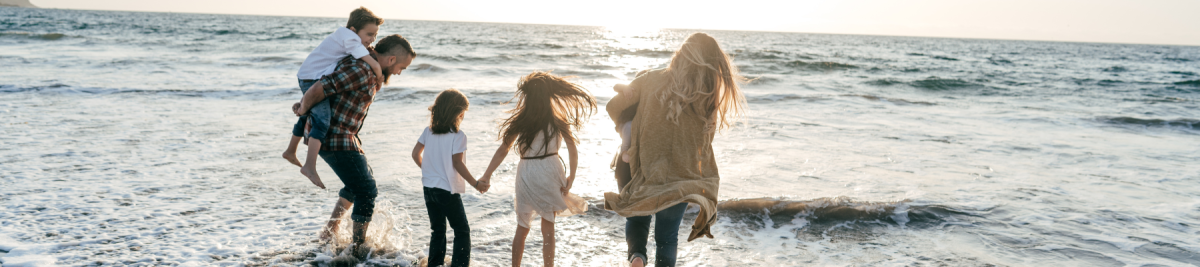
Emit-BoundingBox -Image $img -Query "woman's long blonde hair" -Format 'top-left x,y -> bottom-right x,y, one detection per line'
658,32 -> 746,132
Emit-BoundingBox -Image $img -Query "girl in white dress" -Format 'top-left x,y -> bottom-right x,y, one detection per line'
480,71 -> 596,267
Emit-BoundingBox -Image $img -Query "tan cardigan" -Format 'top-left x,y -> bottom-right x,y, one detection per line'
603,69 -> 719,241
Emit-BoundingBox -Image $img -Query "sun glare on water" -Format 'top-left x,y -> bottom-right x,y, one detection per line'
581,24 -> 672,99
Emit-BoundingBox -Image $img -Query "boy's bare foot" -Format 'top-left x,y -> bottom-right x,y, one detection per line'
301,164 -> 325,189
282,151 -> 302,167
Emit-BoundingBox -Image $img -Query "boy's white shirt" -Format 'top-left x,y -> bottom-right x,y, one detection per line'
418,127 -> 469,194
296,27 -> 371,80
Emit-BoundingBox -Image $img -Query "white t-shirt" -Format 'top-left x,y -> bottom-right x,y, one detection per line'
296,27 -> 371,80
418,127 -> 469,194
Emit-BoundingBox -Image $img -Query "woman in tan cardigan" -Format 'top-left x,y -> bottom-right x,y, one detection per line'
604,32 -> 746,267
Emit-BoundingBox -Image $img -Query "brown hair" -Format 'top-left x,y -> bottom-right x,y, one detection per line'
373,34 -> 417,84
659,33 -> 746,132
375,34 -> 416,58
429,89 -> 469,134
498,71 -> 597,155
346,7 -> 384,31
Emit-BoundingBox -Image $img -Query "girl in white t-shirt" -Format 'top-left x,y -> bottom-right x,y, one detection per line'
410,89 -> 489,267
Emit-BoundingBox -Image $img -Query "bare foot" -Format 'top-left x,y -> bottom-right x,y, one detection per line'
282,151 -> 302,167
301,164 -> 325,189
631,256 -> 644,267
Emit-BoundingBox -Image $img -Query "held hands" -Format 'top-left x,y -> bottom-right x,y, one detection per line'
473,175 -> 491,193
373,69 -> 386,84
291,101 -> 307,116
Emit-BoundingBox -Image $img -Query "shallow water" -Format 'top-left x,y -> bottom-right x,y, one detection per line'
2,7 -> 1200,267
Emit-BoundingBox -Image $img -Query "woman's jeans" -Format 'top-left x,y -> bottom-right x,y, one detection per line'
423,187 -> 471,267
626,203 -> 688,267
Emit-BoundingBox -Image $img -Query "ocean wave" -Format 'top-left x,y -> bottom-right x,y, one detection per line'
866,78 -> 905,86
552,69 -> 612,79
745,76 -> 782,85
910,76 -> 983,90
1169,71 -> 1196,76
745,94 -> 826,103
248,56 -> 294,63
373,88 -> 518,105
200,29 -> 243,35
933,55 -> 959,61
844,94 -> 936,105
268,33 -> 307,40
1174,80 -> 1200,86
501,42 -> 566,50
716,197 -> 967,228
1098,116 -> 1199,130
421,52 -> 587,64
988,57 -> 1014,65
784,60 -> 857,71
1102,66 -> 1129,72
408,63 -> 447,73
0,31 -> 68,40
616,49 -> 674,58
0,84 -> 293,99
731,49 -> 790,60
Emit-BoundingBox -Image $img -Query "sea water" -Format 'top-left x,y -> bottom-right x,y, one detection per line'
2,7 -> 1199,266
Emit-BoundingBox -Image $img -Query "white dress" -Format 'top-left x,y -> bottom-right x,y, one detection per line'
513,130 -> 587,228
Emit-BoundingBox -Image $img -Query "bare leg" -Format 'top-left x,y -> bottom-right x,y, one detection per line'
541,218 -> 555,267
512,225 -> 530,267
282,135 -> 303,167
320,197 -> 352,241
300,138 -> 325,189
631,257 -> 644,267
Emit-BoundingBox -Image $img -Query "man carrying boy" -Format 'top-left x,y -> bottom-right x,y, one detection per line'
293,34 -> 417,255
283,7 -> 385,188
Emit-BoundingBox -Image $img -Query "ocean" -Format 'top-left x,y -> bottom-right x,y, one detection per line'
2,7 -> 1199,267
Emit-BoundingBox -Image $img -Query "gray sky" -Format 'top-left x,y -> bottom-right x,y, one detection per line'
30,0 -> 1200,46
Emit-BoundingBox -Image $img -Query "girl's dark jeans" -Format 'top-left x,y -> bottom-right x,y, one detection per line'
423,187 -> 471,267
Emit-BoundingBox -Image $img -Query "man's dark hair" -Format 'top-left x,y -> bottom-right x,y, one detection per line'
346,7 -> 384,31
375,34 -> 416,57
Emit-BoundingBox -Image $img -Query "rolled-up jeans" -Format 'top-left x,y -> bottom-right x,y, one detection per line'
626,203 -> 688,267
319,150 -> 376,222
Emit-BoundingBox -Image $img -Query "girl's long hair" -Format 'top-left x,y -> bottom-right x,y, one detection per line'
429,89 -> 469,134
498,71 -> 597,155
659,32 -> 746,132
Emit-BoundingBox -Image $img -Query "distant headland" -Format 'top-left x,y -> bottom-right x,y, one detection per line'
0,0 -> 37,8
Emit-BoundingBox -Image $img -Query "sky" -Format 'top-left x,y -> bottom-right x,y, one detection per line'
26,0 -> 1200,46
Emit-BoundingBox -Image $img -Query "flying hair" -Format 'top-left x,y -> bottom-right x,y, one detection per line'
498,71 -> 597,155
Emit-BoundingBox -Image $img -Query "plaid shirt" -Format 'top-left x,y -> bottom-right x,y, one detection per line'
319,54 -> 381,153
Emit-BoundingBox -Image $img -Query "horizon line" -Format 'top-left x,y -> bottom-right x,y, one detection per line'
8,6 -> 1200,48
